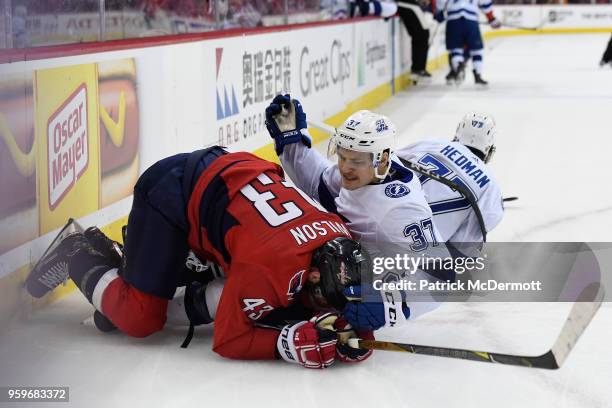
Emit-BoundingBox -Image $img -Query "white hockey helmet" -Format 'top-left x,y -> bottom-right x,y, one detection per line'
329,110 -> 396,179
454,112 -> 497,163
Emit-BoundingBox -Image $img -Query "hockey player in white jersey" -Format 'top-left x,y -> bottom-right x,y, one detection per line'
398,112 -> 504,245
434,0 -> 501,85
265,94 -> 450,331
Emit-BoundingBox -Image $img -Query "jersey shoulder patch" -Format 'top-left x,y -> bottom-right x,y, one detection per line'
385,183 -> 410,198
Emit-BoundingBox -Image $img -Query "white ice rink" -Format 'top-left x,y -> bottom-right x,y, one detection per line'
1,33 -> 611,408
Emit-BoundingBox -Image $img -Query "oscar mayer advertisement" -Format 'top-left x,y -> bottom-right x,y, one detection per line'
0,58 -> 139,254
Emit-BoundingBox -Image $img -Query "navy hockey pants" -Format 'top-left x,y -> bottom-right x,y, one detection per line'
121,146 -> 227,299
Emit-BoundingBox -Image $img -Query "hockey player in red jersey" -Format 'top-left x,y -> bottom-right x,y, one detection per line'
26,147 -> 374,369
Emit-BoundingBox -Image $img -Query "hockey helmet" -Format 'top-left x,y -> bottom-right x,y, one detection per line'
328,110 -> 397,179
309,237 -> 370,310
454,112 -> 497,163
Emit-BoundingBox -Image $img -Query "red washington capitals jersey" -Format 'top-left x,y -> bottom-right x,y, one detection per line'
187,152 -> 351,360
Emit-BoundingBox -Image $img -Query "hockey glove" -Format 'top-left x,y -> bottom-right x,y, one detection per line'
265,94 -> 312,155
277,312 -> 338,369
335,316 -> 374,363
487,12 -> 501,29
342,286 -> 411,331
433,11 -> 445,23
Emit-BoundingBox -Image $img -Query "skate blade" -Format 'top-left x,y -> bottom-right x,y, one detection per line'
453,73 -> 466,86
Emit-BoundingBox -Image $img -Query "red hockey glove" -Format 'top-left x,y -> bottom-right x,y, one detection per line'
277,313 -> 338,369
486,12 -> 501,29
335,316 -> 374,363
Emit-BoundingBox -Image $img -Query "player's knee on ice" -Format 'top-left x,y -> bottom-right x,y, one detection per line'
101,279 -> 169,338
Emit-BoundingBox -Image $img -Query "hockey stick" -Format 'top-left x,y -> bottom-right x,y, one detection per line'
348,282 -> 604,369
503,196 -> 518,202
478,20 -> 542,31
397,157 -> 487,242
307,119 -> 488,242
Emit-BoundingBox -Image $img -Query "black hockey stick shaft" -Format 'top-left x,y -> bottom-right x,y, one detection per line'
397,157 -> 487,242
352,339 -> 558,368
349,283 -> 604,369
503,196 -> 518,202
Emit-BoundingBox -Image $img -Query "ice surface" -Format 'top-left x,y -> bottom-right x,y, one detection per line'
1,34 -> 611,408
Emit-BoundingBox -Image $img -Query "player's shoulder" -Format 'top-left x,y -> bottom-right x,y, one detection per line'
230,255 -> 309,304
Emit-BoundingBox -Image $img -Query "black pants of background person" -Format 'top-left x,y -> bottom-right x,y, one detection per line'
602,34 -> 612,65
398,0 -> 430,73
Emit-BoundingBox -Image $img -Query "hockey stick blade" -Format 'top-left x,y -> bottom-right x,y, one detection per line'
478,21 -> 540,31
503,196 -> 518,202
349,283 -> 604,369
501,22 -> 540,31
548,282 -> 604,368
306,119 -> 487,242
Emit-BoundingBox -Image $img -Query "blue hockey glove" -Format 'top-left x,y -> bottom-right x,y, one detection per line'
265,94 -> 311,155
434,11 -> 445,23
342,286 -> 410,331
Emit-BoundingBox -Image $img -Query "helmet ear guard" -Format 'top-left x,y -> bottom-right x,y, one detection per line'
483,144 -> 496,164
311,237 -> 370,310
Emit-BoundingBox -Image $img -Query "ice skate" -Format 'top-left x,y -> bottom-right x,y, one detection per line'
446,69 -> 457,85
473,70 -> 489,87
454,62 -> 466,85
411,70 -> 432,85
84,227 -> 123,266
25,219 -> 87,298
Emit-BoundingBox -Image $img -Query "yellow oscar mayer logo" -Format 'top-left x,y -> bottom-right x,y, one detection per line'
36,64 -> 100,234
46,84 -> 89,209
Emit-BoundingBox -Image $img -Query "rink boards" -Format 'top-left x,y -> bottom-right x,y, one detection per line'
0,5 -> 611,329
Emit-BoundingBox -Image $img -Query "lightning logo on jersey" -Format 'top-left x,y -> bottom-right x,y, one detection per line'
385,183 -> 410,198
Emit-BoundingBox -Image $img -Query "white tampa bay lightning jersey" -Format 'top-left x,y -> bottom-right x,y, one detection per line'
437,0 -> 493,22
279,143 -> 445,257
397,140 -> 504,244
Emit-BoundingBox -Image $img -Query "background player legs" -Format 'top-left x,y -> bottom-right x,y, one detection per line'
445,45 -> 472,84
398,3 -> 431,80
470,49 -> 487,85
464,19 -> 486,85
445,19 -> 467,84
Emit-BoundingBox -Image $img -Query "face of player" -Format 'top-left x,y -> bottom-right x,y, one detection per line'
337,148 -> 376,190
337,148 -> 389,190
306,269 -> 331,310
